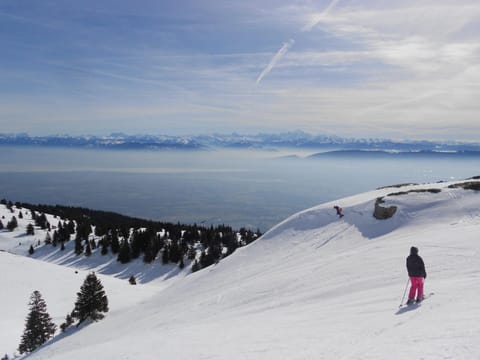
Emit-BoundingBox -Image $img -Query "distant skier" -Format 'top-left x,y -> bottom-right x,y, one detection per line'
333,205 -> 344,218
406,246 -> 427,304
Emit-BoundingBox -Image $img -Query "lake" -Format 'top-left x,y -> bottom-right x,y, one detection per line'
1,146 -> 479,231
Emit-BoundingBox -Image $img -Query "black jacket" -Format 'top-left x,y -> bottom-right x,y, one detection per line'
406,254 -> 426,278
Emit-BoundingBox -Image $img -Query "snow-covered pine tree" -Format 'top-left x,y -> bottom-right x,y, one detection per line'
18,291 -> 56,354
71,272 -> 109,325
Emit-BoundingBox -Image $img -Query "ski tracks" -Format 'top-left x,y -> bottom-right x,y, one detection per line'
312,223 -> 354,250
337,297 -> 438,359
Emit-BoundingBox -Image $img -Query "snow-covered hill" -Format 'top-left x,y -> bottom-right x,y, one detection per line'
0,205 -> 193,285
2,179 -> 480,359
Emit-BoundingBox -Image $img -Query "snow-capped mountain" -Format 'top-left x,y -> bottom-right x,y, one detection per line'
2,178 -> 480,359
0,133 -> 203,150
2,131 -> 480,151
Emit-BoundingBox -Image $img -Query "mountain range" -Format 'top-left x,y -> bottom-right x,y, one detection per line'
2,131 -> 480,151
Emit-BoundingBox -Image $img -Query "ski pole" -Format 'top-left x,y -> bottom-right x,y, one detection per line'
399,278 -> 409,308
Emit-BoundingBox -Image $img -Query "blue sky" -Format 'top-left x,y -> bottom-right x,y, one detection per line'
1,0 -> 479,140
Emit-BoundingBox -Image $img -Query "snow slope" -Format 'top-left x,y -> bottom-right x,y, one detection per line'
0,252 -> 159,357
2,180 -> 480,359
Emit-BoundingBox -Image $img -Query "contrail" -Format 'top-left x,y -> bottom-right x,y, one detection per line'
256,39 -> 295,84
256,0 -> 341,84
302,0 -> 342,32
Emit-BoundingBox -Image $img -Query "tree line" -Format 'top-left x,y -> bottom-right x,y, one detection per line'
1,199 -> 262,273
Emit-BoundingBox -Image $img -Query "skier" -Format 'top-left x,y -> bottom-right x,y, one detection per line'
333,205 -> 344,218
406,246 -> 427,304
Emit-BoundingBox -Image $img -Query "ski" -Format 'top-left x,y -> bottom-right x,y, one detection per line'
400,292 -> 434,308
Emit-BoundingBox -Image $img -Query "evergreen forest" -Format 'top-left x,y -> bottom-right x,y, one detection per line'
1,199 -> 262,273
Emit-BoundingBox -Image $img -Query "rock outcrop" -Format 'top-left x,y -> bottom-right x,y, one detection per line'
373,198 -> 397,220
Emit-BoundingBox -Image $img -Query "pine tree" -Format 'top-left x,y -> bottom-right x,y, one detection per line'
128,275 -> 137,285
199,250 -> 213,268
18,291 -> 56,354
143,246 -> 155,263
44,231 -> 52,245
71,272 -> 109,325
129,230 -> 142,259
35,213 -> 48,230
169,240 -> 181,263
110,230 -> 120,254
59,225 -> 70,242
67,220 -> 75,234
28,245 -> 34,255
50,232 -> 57,247
59,313 -> 74,332
26,223 -> 35,236
162,246 -> 170,264
74,237 -> 83,255
191,259 -> 200,272
85,240 -> 92,256
187,245 -> 197,260
75,221 -> 92,241
101,238 -> 109,255
117,240 -> 131,264
6,216 -> 17,231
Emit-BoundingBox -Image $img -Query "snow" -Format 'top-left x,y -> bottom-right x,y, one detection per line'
1,179 -> 480,359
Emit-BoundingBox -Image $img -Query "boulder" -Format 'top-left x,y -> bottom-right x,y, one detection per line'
373,198 -> 397,220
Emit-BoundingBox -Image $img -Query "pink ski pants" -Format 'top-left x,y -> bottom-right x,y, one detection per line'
408,277 -> 424,300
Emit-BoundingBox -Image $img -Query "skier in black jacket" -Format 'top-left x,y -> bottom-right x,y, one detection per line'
406,246 -> 427,304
